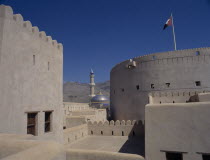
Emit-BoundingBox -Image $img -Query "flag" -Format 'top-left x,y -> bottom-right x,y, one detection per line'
163,16 -> 172,30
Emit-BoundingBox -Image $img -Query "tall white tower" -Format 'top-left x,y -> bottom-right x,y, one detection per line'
89,69 -> 95,97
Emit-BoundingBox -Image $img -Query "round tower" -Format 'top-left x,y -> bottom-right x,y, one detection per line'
89,69 -> 95,97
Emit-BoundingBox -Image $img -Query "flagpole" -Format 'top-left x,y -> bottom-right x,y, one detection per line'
171,13 -> 177,50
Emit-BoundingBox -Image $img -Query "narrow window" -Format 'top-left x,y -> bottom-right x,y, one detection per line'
166,83 -> 170,88
48,62 -> 50,71
68,138 -> 70,142
133,131 -> 135,136
173,101 -> 175,103
91,131 -> 93,135
75,136 -> 77,140
101,131 -> 103,135
122,131 -> 124,136
82,133 -> 84,137
33,55 -> 35,65
151,84 -> 154,89
202,154 -> 210,160
112,131 -> 114,135
136,85 -> 140,90
166,152 -> 183,160
196,51 -> 200,56
27,112 -> 38,136
195,81 -> 201,86
44,111 -> 52,133
160,101 -> 162,104
121,88 -> 124,92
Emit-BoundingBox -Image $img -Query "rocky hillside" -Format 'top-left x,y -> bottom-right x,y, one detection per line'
63,81 -> 110,103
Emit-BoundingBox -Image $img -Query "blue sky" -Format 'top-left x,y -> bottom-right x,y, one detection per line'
3,0 -> 210,82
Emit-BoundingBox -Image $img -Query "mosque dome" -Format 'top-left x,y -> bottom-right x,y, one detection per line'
91,94 -> 109,103
90,91 -> 109,107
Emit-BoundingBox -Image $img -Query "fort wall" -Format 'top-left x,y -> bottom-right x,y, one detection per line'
0,5 -> 63,142
63,102 -> 90,114
64,120 -> 144,145
63,102 -> 107,127
64,124 -> 88,145
110,47 -> 210,121
149,90 -> 207,104
145,102 -> 210,160
87,120 -> 144,136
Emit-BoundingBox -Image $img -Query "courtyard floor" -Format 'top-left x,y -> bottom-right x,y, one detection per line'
66,136 -> 144,156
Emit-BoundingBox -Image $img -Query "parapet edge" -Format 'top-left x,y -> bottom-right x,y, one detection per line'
1,5 -> 63,52
110,47 -> 210,73
87,120 -> 143,126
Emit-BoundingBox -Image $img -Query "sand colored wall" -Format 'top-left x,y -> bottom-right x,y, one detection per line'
145,102 -> 210,160
65,116 -> 86,128
0,134 -> 65,160
63,102 -> 107,127
149,90 -> 207,104
64,124 -> 88,145
63,102 -> 90,113
88,120 -> 144,136
0,5 -> 63,142
111,48 -> 210,121
0,133 -> 145,160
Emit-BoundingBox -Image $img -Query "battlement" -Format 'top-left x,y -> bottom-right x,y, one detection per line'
111,47 -> 210,72
149,90 -> 210,104
149,90 -> 207,98
87,120 -> 144,136
0,5 -> 63,51
88,120 -> 143,126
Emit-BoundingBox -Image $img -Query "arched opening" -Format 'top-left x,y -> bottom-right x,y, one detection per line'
160,101 -> 162,104
173,101 -> 175,103
91,131 -> 93,135
122,131 -> 124,136
112,131 -> 114,135
133,131 -> 135,136
101,131 -> 103,135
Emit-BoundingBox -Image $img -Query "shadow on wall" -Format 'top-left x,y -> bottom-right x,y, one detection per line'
119,136 -> 145,156
119,124 -> 145,156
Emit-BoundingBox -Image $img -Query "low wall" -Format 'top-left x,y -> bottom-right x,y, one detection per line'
63,102 -> 90,114
0,134 -> 65,160
65,116 -> 86,128
145,102 -> 210,160
88,120 -> 144,136
149,90 -> 207,104
64,124 -> 88,145
70,110 -> 95,116
64,108 -> 107,128
66,149 -> 144,160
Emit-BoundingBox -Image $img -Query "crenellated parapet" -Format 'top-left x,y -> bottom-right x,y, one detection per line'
111,47 -> 210,73
88,120 -> 143,126
0,5 -> 63,51
88,120 -> 144,136
149,90 -> 209,104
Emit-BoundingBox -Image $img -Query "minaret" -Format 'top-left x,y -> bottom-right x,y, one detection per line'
89,69 -> 95,98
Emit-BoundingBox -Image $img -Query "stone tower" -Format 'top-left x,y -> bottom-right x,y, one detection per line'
0,5 -> 63,143
89,69 -> 95,98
